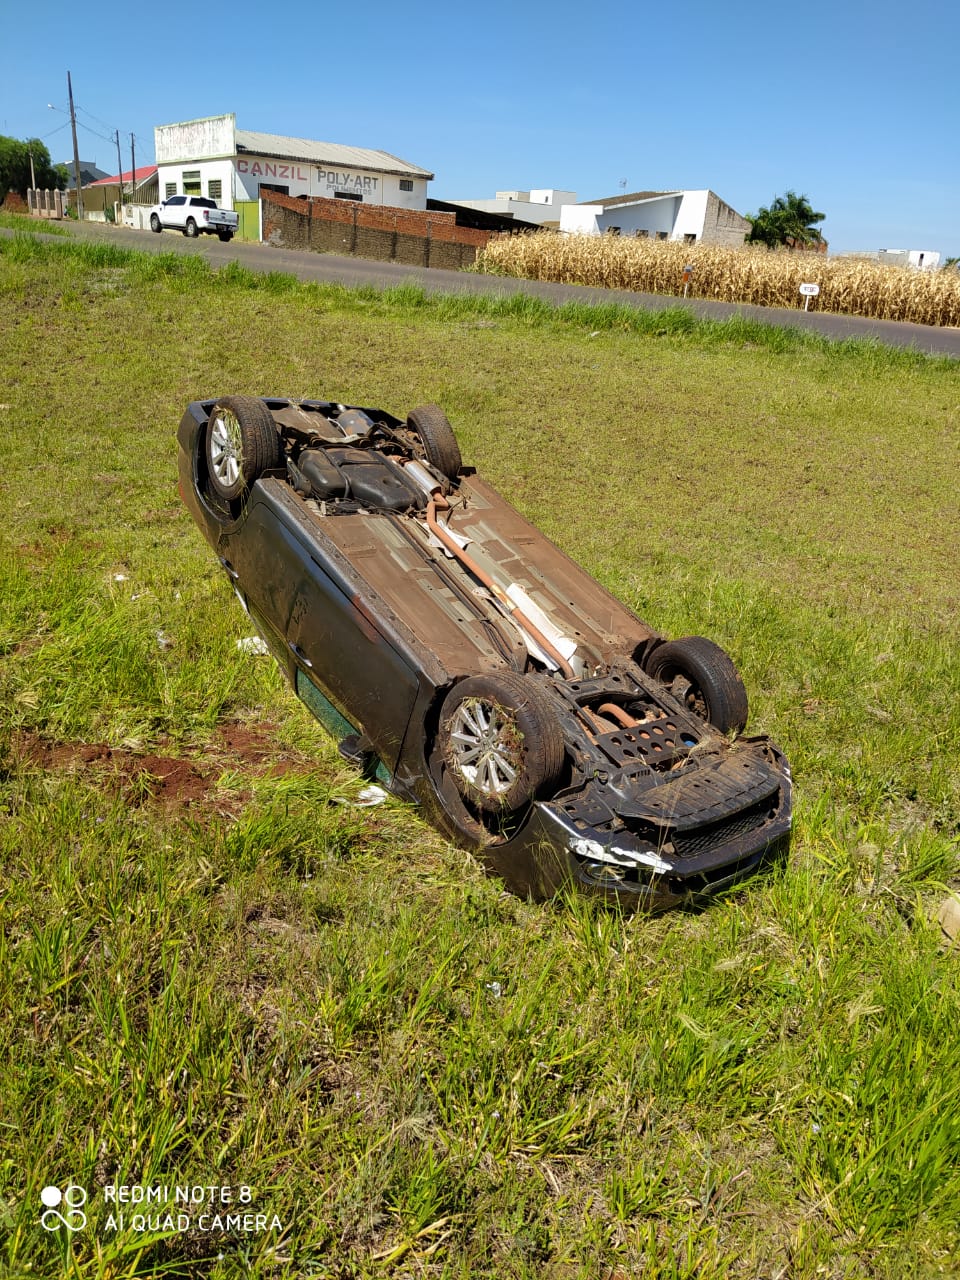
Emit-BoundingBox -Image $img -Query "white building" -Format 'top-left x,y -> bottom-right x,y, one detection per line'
878,248 -> 941,271
447,188 -> 578,227
560,189 -> 749,248
154,114 -> 434,211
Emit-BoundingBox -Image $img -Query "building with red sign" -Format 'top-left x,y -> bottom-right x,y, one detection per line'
154,115 -> 433,215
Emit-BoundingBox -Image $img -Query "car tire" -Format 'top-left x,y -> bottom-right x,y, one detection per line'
439,672 -> 564,814
644,637 -> 748,734
150,214 -> 161,233
205,396 -> 281,503
407,404 -> 462,480
185,218 -> 198,238
217,230 -> 233,242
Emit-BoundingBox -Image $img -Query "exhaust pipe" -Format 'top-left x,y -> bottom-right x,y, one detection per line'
425,493 -> 576,679
402,459 -> 443,502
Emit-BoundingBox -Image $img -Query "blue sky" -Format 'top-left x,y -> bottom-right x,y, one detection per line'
3,0 -> 957,257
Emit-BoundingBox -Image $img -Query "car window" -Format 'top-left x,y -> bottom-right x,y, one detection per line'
166,196 -> 185,206
192,198 -> 217,209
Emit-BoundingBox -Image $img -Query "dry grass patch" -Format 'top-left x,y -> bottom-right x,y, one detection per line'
478,232 -> 960,326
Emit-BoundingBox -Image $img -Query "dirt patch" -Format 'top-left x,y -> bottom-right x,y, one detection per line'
7,722 -> 314,814
136,754 -> 212,807
215,721 -> 286,766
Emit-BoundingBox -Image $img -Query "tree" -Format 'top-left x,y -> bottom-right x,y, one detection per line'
745,190 -> 825,249
0,136 -> 64,203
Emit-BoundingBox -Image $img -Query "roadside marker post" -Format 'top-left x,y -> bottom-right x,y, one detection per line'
799,282 -> 820,311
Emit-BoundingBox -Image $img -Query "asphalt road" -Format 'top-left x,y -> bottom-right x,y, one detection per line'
7,219 -> 960,358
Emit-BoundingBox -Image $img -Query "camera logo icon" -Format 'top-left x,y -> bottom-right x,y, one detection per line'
40,1185 -> 87,1232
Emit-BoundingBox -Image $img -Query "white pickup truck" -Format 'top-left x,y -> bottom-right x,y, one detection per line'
148,196 -> 239,241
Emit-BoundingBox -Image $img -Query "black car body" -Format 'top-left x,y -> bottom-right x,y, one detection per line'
177,394 -> 792,910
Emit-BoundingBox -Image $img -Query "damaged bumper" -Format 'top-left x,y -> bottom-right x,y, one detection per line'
479,748 -> 793,911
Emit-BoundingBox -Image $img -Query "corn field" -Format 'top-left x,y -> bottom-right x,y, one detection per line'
476,232 -> 960,327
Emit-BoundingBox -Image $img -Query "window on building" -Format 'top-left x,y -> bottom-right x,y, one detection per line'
182,169 -> 201,195
399,179 -> 414,192
634,228 -> 649,238
334,190 -> 362,202
684,232 -> 696,244
208,179 -> 222,201
605,226 -> 621,236
165,182 -> 177,199
656,231 -> 668,240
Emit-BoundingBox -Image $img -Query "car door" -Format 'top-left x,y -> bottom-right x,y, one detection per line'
161,195 -> 186,229
216,493 -> 302,664
221,485 -> 419,771
284,546 -> 420,772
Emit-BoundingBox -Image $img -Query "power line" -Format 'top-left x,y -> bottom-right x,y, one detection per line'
50,86 -> 153,163
76,104 -> 117,134
76,118 -> 115,147
75,104 -> 150,148
75,115 -> 152,157
39,120 -> 71,142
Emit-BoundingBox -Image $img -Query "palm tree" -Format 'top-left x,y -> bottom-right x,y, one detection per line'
746,191 -> 825,249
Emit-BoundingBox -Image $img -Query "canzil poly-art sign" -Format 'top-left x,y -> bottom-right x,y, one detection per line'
236,158 -> 383,194
315,169 -> 380,193
237,159 -> 311,182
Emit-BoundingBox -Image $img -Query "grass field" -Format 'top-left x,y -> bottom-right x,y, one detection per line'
0,212 -> 69,236
1,233 -> 959,1279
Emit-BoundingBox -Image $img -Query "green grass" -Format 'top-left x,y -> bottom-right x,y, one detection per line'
1,236 -> 959,1279
0,211 -> 69,235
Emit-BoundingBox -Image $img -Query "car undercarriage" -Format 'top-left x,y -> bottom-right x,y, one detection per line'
178,394 -> 792,909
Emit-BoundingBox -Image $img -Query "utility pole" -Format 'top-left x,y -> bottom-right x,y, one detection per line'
130,133 -> 136,198
67,71 -> 83,221
115,129 -> 124,204
28,147 -> 36,190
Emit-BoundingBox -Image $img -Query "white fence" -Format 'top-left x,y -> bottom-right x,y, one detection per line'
123,203 -> 155,230
26,188 -> 65,219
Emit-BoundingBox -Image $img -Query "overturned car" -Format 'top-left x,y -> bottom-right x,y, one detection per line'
177,394 -> 791,910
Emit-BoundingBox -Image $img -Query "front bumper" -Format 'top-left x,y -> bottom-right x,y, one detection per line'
478,757 -> 793,912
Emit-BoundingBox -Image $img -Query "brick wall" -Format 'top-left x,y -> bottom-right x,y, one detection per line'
702,191 -> 752,249
261,190 -> 493,268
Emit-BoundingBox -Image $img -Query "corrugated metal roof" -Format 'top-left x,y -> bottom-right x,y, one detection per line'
235,130 -> 434,179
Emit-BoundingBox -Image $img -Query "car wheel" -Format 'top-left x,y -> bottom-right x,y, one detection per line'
407,404 -> 462,480
185,218 -> 198,238
150,214 -> 161,233
644,637 -> 748,734
217,230 -> 233,242
204,396 -> 281,503
439,672 -> 564,814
